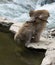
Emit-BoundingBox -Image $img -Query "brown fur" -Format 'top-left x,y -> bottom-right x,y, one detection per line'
14,10 -> 50,44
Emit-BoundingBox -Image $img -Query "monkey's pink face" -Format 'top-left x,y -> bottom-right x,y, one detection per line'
29,10 -> 50,22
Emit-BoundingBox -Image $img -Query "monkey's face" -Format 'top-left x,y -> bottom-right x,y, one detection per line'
29,10 -> 50,23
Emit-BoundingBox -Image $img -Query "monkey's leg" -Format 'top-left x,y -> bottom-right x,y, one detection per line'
25,32 -> 33,46
34,32 -> 41,42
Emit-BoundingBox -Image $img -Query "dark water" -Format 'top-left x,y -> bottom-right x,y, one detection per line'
0,31 -> 45,65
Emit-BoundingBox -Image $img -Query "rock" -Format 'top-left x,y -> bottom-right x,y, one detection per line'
9,22 -> 24,33
41,38 -> 55,65
41,48 -> 55,65
25,37 -> 50,50
0,22 -> 13,28
50,29 -> 55,37
0,17 -> 24,33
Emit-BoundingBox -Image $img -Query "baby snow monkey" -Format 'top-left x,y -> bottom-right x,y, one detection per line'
14,10 -> 50,44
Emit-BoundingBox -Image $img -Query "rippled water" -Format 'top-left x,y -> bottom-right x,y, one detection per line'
0,0 -> 55,28
0,0 -> 37,22
0,31 -> 45,65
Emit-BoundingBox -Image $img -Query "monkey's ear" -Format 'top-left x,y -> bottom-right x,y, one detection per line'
29,10 -> 34,17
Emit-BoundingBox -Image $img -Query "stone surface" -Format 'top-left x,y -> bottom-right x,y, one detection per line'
10,22 -> 24,33
25,37 -> 50,49
41,48 -> 55,65
0,17 -> 24,33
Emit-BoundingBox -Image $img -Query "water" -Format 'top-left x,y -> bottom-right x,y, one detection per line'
0,0 -> 37,22
36,0 -> 55,6
0,31 -> 45,65
0,0 -> 55,28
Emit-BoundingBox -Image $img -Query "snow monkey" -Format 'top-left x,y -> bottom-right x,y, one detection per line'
14,10 -> 50,44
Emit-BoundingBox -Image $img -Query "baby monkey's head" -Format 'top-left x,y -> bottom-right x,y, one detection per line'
29,10 -> 50,23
